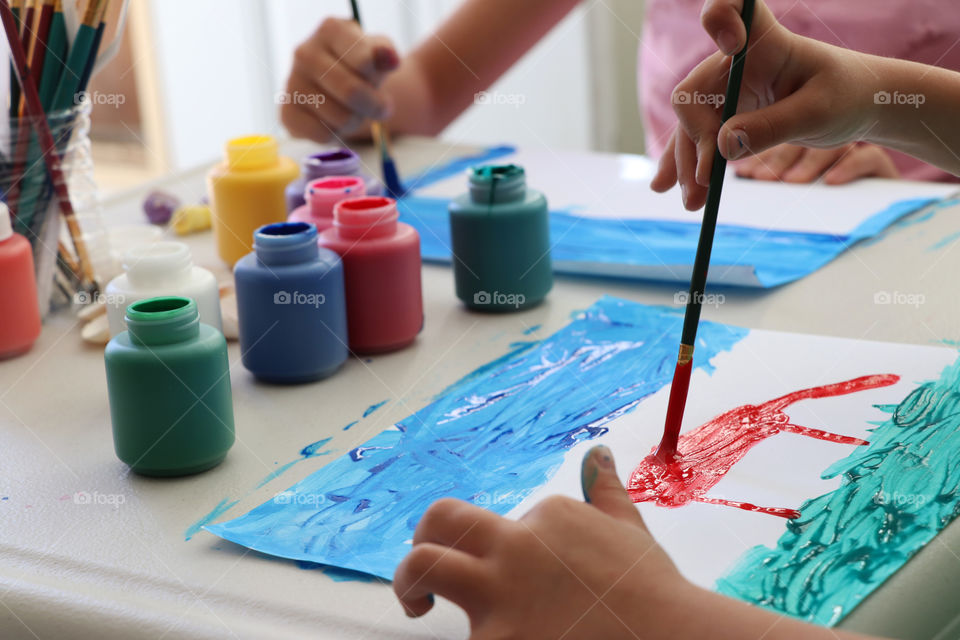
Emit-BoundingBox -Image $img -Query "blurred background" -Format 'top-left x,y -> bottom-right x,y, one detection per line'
87,0 -> 646,193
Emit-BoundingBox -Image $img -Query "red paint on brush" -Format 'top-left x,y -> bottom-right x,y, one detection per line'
656,357 -> 693,462
630,374 -> 899,519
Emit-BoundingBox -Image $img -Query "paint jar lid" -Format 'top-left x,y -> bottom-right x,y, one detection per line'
333,196 -> 398,239
254,221 -> 320,266
469,164 -> 527,204
125,296 -> 200,346
226,135 -> 279,170
0,202 -> 11,242
304,148 -> 360,179
123,241 -> 193,285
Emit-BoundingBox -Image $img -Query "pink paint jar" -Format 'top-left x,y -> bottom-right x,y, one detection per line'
318,196 -> 422,353
288,175 -> 366,232
0,203 -> 42,359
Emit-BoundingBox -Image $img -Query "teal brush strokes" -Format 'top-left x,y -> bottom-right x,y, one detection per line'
928,230 -> 960,251
185,498 -> 239,541
716,356 -> 960,626
206,297 -> 747,579
363,400 -> 388,418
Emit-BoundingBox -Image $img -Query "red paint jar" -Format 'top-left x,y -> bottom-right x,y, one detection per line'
318,196 -> 422,353
0,203 -> 41,359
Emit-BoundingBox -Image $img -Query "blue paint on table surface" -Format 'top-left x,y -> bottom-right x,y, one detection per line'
717,354 -> 960,625
206,297 -> 747,579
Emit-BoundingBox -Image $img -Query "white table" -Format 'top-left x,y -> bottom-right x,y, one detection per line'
2,137 -> 959,639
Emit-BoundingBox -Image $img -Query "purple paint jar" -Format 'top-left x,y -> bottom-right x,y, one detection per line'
285,148 -> 382,212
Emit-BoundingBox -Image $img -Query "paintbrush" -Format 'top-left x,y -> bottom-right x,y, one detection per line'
348,0 -> 405,198
655,0 -> 756,463
0,0 -> 95,289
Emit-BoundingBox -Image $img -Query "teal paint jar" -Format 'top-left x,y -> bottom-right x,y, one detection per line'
448,164 -> 552,311
104,296 -> 235,476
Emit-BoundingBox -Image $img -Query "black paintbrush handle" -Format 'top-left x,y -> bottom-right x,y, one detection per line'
680,0 -> 756,346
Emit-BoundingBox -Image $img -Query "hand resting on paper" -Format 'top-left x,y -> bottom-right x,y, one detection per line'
393,445 -> 884,639
735,142 -> 899,184
652,0 -> 960,210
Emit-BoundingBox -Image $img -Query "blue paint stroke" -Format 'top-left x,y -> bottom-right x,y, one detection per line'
206,297 -> 747,579
523,325 -> 542,335
928,230 -> 960,252
185,498 -> 239,541
716,355 -> 960,626
397,194 -> 939,288
400,145 -> 516,193
343,420 -> 359,431
363,400 -> 388,418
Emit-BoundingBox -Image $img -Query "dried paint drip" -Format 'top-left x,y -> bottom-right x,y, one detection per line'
629,374 -> 900,519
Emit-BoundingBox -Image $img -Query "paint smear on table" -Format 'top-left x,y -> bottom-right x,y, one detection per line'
206,297 -> 747,578
928,229 -> 960,251
397,195 -> 938,288
716,356 -> 960,625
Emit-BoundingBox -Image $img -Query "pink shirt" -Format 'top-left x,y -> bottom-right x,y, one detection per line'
640,0 -> 960,181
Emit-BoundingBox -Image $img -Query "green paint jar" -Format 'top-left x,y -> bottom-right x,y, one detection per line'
104,296 -> 235,476
448,164 -> 552,311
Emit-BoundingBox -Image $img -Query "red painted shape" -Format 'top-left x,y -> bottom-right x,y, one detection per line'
656,357 -> 693,463
629,374 -> 900,519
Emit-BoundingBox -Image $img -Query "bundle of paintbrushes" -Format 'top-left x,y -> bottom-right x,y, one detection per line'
1,0 -> 111,307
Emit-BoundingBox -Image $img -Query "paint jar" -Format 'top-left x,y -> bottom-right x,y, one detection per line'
448,164 -> 552,311
235,222 -> 349,382
0,203 -> 42,359
104,296 -> 234,476
104,241 -> 221,337
318,196 -> 422,353
285,148 -> 380,212
207,135 -> 299,266
288,175 -> 365,232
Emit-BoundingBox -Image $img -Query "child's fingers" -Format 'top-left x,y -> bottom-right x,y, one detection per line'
280,76 -> 363,141
675,131 -> 708,210
651,131 -> 679,192
299,46 -> 392,120
718,91 -> 827,160
750,144 -> 805,180
580,446 -> 649,531
701,0 -> 779,56
393,543 -> 491,618
823,145 -> 898,184
321,17 -> 399,84
413,498 -> 502,557
780,147 -> 843,183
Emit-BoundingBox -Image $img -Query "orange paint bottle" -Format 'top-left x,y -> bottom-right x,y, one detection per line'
0,203 -> 42,359
207,135 -> 299,266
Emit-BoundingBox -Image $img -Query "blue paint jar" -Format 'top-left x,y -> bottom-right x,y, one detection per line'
234,222 -> 349,382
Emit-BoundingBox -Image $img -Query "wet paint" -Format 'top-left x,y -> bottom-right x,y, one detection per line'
206,297 -> 746,579
363,400 -> 388,418
716,356 -> 960,625
185,498 -> 239,541
397,193 -> 937,288
928,229 -> 960,251
630,375 -> 898,519
523,325 -> 542,335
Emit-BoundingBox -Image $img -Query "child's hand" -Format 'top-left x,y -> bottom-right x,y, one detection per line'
652,0 -> 876,209
280,18 -> 400,143
735,142 -> 899,184
393,446 -> 689,639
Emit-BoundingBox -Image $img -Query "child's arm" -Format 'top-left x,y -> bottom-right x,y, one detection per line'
652,0 -> 960,210
394,446 -> 885,639
281,0 -> 580,144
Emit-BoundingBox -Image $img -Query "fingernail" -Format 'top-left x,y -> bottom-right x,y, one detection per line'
725,129 -> 749,160
581,445 -> 613,502
680,183 -> 688,207
717,30 -> 740,55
